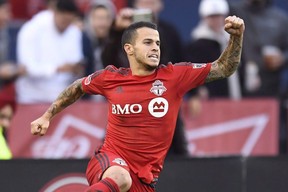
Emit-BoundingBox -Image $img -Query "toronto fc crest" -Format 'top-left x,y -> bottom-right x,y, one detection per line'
150,80 -> 167,96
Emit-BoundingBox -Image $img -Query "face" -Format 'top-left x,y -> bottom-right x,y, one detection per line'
0,3 -> 11,28
90,7 -> 113,38
126,27 -> 160,70
54,10 -> 76,33
0,104 -> 13,130
204,15 -> 226,33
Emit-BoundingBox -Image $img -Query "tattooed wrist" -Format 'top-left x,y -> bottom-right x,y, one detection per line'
221,35 -> 242,76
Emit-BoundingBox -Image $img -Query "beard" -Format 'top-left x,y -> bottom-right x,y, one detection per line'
144,63 -> 158,71
135,55 -> 159,71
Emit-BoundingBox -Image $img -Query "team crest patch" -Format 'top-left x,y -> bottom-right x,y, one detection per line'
193,63 -> 207,69
150,80 -> 167,96
112,158 -> 128,166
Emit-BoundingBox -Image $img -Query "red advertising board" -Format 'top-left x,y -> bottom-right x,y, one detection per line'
182,99 -> 278,156
10,101 -> 108,158
9,99 -> 278,158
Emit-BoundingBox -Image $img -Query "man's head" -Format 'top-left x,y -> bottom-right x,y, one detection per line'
87,0 -> 116,39
199,0 -> 229,33
53,0 -> 79,33
0,0 -> 11,29
122,21 -> 160,71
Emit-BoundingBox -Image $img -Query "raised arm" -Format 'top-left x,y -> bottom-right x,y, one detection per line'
205,15 -> 245,83
31,78 -> 85,136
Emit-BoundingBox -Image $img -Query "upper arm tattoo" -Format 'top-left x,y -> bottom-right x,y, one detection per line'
46,78 -> 85,118
205,61 -> 225,83
205,35 -> 243,83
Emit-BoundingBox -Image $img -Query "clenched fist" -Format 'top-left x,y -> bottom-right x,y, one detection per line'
31,116 -> 50,136
224,15 -> 245,36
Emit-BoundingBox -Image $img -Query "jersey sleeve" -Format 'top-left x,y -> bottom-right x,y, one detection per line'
173,62 -> 211,96
82,69 -> 106,95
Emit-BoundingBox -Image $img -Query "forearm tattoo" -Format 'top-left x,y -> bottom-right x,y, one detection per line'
206,35 -> 243,83
46,78 -> 85,119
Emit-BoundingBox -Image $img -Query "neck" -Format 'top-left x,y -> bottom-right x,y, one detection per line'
130,61 -> 156,76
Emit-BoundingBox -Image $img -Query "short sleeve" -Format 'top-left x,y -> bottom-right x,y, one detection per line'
82,69 -> 105,95
173,62 -> 211,96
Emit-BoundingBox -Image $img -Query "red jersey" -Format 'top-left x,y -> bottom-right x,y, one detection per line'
82,62 -> 211,183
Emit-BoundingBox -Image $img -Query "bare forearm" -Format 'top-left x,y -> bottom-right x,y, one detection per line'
206,35 -> 243,82
43,78 -> 85,120
219,35 -> 243,76
206,16 -> 245,83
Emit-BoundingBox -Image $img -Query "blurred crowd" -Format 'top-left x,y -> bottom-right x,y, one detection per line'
0,0 -> 288,159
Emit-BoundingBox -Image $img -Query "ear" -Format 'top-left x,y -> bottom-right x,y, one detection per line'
124,43 -> 134,55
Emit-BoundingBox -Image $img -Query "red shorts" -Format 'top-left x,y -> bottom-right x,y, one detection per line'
86,150 -> 155,192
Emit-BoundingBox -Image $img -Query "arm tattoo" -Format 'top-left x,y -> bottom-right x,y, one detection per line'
206,35 -> 243,83
45,78 -> 85,119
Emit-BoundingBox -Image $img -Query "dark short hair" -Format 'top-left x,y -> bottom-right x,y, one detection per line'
121,21 -> 158,48
56,0 -> 79,14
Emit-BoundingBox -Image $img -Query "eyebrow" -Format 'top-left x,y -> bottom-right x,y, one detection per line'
143,38 -> 160,43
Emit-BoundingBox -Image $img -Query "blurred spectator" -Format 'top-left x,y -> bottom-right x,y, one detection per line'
229,0 -> 288,97
101,7 -> 132,68
132,0 -> 182,64
102,0 -> 183,67
83,0 -> 116,72
184,0 -> 241,100
101,0 -> 188,157
16,0 -> 84,104
229,0 -> 288,153
0,83 -> 16,159
81,0 -> 116,102
0,0 -> 25,102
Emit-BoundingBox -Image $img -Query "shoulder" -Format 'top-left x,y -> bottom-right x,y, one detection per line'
86,65 -> 130,84
30,10 -> 53,26
102,65 -> 130,76
157,63 -> 173,71
172,62 -> 211,71
157,62 -> 192,72
20,10 -> 52,32
171,62 -> 192,67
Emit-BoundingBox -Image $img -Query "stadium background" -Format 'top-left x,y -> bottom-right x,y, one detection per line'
1,0 -> 288,191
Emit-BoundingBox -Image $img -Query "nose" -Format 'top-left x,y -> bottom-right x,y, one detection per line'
152,43 -> 159,51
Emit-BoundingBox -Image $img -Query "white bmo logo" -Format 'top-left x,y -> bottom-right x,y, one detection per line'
148,97 -> 169,118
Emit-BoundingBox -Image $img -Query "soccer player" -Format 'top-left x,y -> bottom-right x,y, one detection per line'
31,15 -> 245,192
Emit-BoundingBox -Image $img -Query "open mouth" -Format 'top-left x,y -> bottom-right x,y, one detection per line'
148,54 -> 159,61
